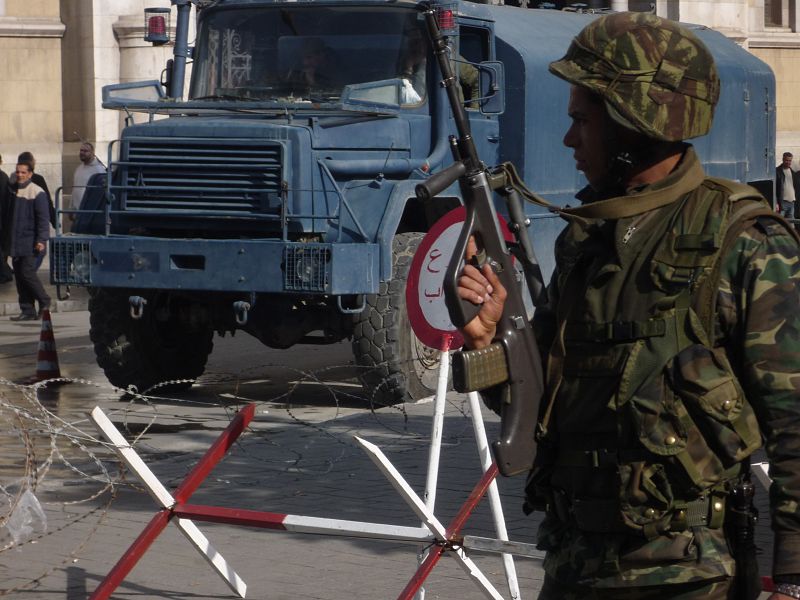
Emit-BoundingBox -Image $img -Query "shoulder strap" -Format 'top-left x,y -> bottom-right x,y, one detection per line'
692,178 -> 797,335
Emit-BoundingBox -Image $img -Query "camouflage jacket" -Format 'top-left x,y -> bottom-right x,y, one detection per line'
530,146 -> 800,586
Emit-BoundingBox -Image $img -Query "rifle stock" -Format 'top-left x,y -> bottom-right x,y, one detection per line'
416,9 -> 545,477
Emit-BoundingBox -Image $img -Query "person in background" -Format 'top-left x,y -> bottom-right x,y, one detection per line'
6,161 -> 50,321
776,151 -> 800,221
14,152 -> 54,228
68,142 -> 104,231
11,152 -> 53,270
0,154 -> 13,284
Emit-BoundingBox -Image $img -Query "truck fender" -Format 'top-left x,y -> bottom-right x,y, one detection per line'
375,180 -> 460,281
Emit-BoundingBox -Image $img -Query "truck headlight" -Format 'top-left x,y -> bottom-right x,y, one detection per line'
72,249 -> 91,281
284,246 -> 330,292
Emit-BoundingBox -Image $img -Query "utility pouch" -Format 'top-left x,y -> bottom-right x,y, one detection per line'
667,344 -> 761,478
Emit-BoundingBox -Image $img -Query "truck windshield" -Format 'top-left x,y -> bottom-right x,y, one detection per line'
190,6 -> 429,107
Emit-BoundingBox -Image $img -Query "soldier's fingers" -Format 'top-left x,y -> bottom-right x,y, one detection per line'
457,274 -> 489,304
462,263 -> 493,292
482,263 -> 506,302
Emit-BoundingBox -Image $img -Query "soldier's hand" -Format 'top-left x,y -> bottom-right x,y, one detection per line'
456,235 -> 506,349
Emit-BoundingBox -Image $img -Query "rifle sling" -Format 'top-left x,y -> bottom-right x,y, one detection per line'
496,157 -> 706,221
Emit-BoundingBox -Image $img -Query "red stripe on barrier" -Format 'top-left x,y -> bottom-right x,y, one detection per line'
397,545 -> 446,600
397,463 -> 500,600
89,510 -> 172,600
446,463 -> 498,539
175,504 -> 290,530
174,404 -> 256,503
91,404 -> 256,599
762,576 -> 774,591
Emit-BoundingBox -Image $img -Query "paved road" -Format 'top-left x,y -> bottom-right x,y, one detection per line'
0,309 -> 776,599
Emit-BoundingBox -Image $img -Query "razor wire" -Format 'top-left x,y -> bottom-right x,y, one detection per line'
0,358 -> 513,598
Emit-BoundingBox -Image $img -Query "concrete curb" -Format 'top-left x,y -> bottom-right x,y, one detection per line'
0,298 -> 89,317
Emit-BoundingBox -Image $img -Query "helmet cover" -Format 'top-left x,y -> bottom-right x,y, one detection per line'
549,11 -> 720,141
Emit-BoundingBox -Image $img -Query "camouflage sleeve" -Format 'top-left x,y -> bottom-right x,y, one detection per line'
716,217 -> 800,578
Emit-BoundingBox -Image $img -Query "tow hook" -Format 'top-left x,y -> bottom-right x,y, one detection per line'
129,296 -> 147,320
233,301 -> 251,325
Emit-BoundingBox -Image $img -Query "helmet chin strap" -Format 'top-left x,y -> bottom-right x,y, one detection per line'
595,116 -> 644,195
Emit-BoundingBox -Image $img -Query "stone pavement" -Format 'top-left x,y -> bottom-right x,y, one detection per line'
1,377 -> 546,599
0,254 -> 89,316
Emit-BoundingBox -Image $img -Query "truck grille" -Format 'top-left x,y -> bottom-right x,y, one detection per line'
120,138 -> 283,214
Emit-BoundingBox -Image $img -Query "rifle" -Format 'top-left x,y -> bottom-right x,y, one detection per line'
414,8 -> 547,477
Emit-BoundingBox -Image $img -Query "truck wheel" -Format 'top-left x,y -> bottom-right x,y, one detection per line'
88,289 -> 214,394
353,232 -> 442,404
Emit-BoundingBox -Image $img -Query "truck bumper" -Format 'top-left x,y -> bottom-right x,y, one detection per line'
50,236 -> 380,295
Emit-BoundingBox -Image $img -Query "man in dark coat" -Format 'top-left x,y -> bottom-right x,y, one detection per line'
0,157 -> 12,283
7,162 -> 51,320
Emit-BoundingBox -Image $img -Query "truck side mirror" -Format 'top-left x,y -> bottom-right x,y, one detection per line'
478,61 -> 505,115
162,59 -> 174,94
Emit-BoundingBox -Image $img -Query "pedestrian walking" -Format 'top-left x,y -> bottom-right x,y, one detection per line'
776,151 -> 800,221
5,161 -> 51,321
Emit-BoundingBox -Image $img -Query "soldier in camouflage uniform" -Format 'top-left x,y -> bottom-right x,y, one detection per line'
456,11 -> 800,600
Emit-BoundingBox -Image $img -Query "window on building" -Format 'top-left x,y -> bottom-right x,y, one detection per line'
765,0 -> 784,26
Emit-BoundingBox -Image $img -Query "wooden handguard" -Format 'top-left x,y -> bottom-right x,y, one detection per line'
452,342 -> 509,393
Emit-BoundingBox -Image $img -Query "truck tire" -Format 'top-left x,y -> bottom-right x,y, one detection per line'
353,232 -> 442,404
88,288 -> 214,394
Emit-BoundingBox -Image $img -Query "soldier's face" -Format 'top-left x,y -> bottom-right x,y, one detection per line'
563,85 -> 611,190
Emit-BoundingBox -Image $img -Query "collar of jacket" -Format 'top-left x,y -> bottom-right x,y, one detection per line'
561,145 -> 706,222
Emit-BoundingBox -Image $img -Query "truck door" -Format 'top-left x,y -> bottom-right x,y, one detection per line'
459,24 -> 500,168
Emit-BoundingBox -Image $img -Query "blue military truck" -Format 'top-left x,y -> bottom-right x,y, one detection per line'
51,0 -> 775,402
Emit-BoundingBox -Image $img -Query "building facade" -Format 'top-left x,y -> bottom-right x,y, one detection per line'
1,0 -> 798,200
0,0 -> 64,194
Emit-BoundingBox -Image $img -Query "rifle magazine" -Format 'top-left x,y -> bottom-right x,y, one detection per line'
452,342 -> 509,392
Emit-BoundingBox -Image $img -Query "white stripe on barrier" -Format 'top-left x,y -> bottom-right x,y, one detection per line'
90,407 -> 248,598
281,515 -> 432,541
355,436 -> 506,600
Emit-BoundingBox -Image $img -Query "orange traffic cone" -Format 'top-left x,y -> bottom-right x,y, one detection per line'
27,309 -> 61,383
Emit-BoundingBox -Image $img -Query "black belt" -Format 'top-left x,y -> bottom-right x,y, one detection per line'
549,489 -> 725,536
555,447 -> 648,468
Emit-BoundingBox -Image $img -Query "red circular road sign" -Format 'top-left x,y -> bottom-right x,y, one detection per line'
406,206 -> 514,350
406,207 -> 466,351
406,207 -> 513,351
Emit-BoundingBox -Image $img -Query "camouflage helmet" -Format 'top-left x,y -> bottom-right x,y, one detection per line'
549,11 -> 720,141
